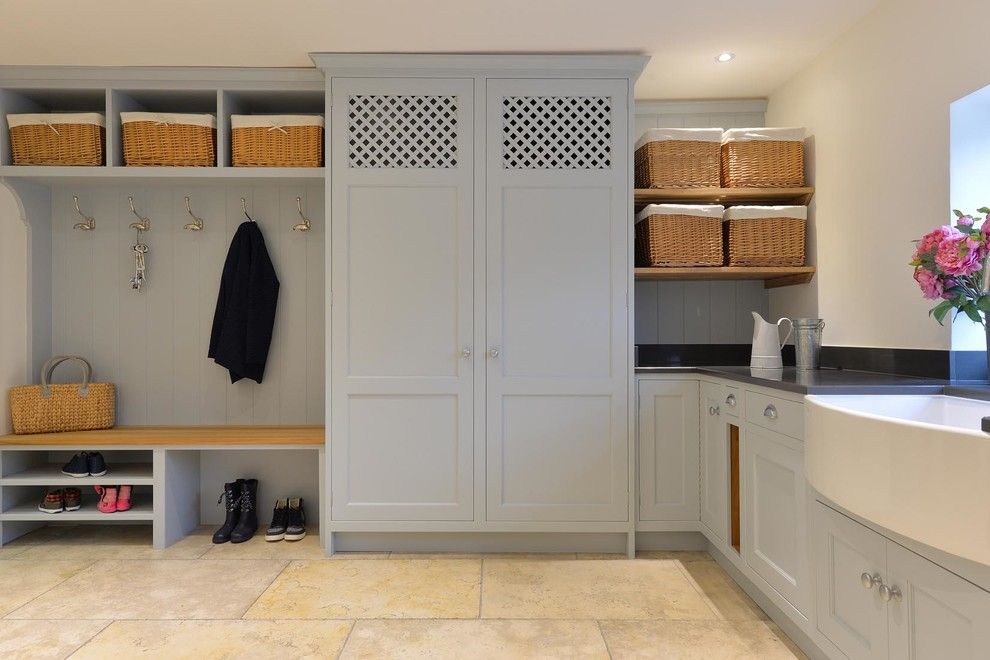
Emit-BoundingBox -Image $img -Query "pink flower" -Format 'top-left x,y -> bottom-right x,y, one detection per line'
958,215 -> 975,228
914,267 -> 944,299
914,225 -> 959,262
935,234 -> 983,276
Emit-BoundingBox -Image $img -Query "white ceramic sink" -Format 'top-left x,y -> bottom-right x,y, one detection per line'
805,394 -> 990,566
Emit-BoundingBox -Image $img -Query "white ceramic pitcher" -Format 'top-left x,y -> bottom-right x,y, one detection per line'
750,312 -> 793,370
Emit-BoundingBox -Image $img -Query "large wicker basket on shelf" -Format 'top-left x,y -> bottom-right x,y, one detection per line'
635,204 -> 725,267
121,112 -> 216,166
721,128 -> 806,188
634,128 -> 722,189
8,356 -> 115,435
724,205 -> 807,266
231,115 -> 323,167
7,113 -> 105,166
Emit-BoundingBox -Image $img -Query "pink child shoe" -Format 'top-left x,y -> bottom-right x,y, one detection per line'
116,485 -> 132,512
94,485 -> 118,513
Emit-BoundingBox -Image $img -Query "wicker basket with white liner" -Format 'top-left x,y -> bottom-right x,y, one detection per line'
231,115 -> 323,167
635,204 -> 725,267
635,128 -> 723,189
121,112 -> 216,166
721,127 -> 806,188
8,356 -> 115,435
7,113 -> 105,165
724,205 -> 807,267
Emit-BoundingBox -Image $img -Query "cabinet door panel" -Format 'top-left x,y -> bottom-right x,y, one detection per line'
639,379 -> 700,522
330,78 -> 475,521
887,542 -> 990,660
486,78 -> 629,522
815,503 -> 888,660
742,426 -> 811,617
700,382 -> 729,541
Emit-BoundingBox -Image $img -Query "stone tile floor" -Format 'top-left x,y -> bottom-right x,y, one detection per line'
0,525 -> 806,659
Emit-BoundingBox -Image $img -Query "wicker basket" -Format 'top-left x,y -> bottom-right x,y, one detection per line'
7,113 -> 105,166
725,206 -> 807,266
636,204 -> 725,267
721,128 -> 806,188
121,112 -> 216,166
8,356 -> 115,435
635,128 -> 722,189
231,115 -> 323,167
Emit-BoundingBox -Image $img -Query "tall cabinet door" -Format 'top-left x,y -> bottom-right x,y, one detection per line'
485,79 -> 630,522
330,78 -> 475,521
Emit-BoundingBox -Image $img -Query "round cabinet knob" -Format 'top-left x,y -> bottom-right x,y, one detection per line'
763,404 -> 778,420
488,347 -> 500,359
861,572 -> 882,590
725,394 -> 737,407
461,347 -> 472,359
879,584 -> 902,602
708,405 -> 720,416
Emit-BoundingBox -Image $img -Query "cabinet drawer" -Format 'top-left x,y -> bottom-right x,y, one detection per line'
722,386 -> 741,418
745,392 -> 803,439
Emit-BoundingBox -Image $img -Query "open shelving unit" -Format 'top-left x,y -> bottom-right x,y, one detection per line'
634,186 -> 817,288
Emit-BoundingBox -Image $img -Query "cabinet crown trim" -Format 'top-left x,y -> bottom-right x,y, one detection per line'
310,53 -> 649,79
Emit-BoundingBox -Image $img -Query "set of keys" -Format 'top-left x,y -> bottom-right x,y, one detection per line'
130,236 -> 148,291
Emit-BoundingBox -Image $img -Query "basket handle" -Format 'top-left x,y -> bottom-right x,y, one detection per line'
40,355 -> 93,398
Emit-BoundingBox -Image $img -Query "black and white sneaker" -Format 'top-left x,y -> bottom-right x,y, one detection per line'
61,453 -> 90,477
285,497 -> 306,541
265,499 -> 287,542
86,452 -> 108,477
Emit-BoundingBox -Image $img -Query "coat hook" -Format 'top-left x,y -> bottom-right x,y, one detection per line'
292,196 -> 311,232
72,195 -> 95,231
183,196 -> 204,231
127,196 -> 151,232
241,197 -> 255,223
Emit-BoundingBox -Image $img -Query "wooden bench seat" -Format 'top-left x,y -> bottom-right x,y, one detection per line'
0,425 -> 325,446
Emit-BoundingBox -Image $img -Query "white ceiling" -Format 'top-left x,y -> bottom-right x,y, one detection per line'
0,0 -> 880,99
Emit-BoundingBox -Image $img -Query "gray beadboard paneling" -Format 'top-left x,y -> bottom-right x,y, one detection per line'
49,184 -> 325,425
634,101 -> 769,345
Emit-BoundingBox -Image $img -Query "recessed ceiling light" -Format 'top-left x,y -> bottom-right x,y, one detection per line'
715,52 -> 735,63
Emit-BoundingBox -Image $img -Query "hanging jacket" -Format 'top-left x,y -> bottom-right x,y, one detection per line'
208,221 -> 280,384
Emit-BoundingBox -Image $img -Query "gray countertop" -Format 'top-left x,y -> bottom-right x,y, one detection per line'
634,365 -> 957,396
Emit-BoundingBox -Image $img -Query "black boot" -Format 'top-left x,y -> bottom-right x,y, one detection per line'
212,481 -> 242,544
230,478 -> 258,543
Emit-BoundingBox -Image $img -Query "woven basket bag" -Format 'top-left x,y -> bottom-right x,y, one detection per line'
8,356 -> 115,434
725,206 -> 807,267
634,128 -> 723,189
720,128 -> 806,188
635,204 -> 725,267
7,113 -> 105,166
231,115 -> 324,167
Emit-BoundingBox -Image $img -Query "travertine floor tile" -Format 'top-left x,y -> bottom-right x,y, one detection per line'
245,559 -> 481,619
0,545 -> 29,559
341,619 -> 609,659
600,620 -> 805,659
13,529 -> 212,561
0,619 -> 109,659
636,551 -> 713,562
679,560 -> 768,621
7,559 -> 286,620
202,534 -> 326,560
482,559 -> 716,620
72,619 -> 353,659
0,560 -> 93,617
389,552 -> 577,560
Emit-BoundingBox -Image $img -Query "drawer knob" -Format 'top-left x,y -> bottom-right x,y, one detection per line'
725,394 -> 737,407
488,347 -> 500,359
708,405 -> 720,416
461,346 -> 472,359
860,572 -> 882,590
879,584 -> 902,602
763,404 -> 778,420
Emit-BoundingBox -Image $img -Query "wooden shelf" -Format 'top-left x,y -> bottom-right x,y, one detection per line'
635,187 -> 814,208
0,166 -> 325,184
0,425 -> 325,447
0,462 -> 154,486
635,266 -> 816,289
0,497 -> 153,521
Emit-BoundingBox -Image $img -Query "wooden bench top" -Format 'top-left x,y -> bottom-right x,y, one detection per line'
0,425 -> 325,446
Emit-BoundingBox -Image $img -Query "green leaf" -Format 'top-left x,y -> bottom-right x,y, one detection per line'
953,209 -> 964,217
978,207 -> 990,214
977,295 -> 990,313
930,300 -> 954,325
963,302 -> 984,324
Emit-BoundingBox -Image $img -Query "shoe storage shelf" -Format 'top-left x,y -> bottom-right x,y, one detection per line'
0,426 -> 325,550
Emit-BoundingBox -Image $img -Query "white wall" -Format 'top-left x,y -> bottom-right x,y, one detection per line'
765,0 -> 990,350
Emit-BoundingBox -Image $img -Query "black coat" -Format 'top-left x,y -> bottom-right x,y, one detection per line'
208,221 -> 280,384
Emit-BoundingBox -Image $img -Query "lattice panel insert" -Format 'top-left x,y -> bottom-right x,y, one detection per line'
347,95 -> 458,168
502,96 -> 612,169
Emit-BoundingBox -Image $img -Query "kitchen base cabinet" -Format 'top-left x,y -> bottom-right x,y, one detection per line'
742,424 -> 811,618
815,502 -> 990,660
638,379 -> 699,523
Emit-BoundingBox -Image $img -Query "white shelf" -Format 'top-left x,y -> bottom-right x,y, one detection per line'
0,165 -> 325,184
0,463 -> 154,486
0,498 -> 153,521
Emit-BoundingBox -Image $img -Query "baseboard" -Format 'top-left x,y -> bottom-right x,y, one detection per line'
635,531 -> 707,551
332,531 -> 631,554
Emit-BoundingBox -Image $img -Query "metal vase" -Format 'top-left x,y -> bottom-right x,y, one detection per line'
793,318 -> 826,370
